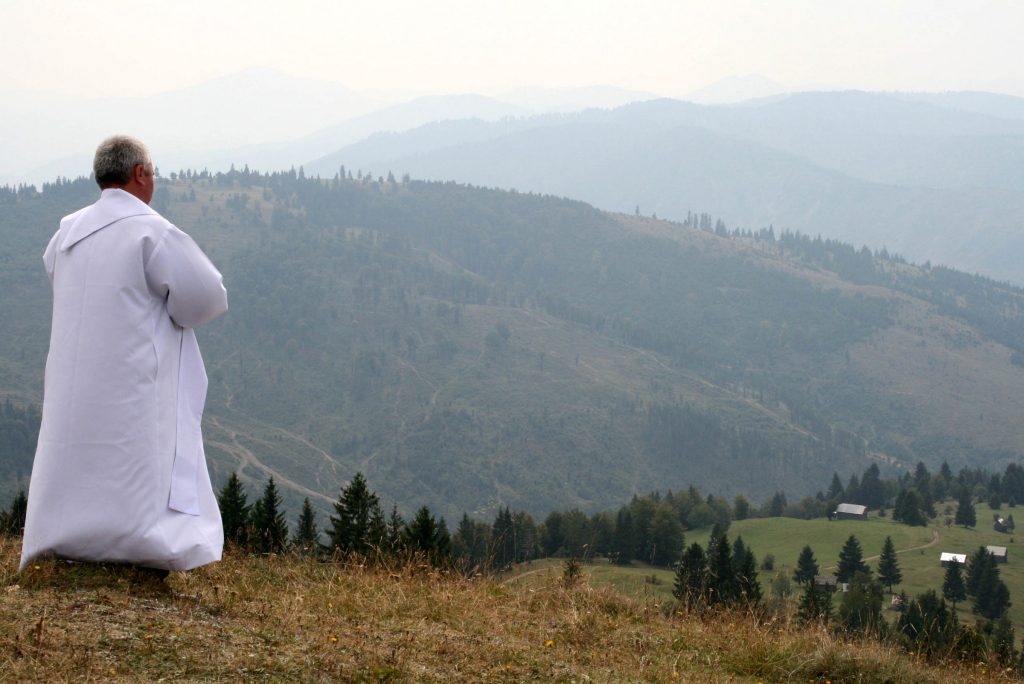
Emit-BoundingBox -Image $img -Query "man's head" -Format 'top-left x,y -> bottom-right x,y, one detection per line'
93,135 -> 155,205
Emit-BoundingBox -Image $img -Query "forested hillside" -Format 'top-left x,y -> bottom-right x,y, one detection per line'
3,171 -> 1024,521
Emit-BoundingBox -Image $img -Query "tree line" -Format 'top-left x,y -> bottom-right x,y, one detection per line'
785,532 -> 1017,668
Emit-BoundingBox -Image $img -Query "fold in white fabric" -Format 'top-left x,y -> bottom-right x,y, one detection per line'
169,329 -> 207,516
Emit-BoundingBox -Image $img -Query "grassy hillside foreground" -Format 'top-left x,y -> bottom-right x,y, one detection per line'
1,539 -> 1017,683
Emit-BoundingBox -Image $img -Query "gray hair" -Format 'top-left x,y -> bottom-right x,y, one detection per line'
93,135 -> 152,187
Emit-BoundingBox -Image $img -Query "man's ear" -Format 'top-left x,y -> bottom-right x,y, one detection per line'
133,164 -> 148,183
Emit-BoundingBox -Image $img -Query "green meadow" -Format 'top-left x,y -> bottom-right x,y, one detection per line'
506,502 -> 1024,629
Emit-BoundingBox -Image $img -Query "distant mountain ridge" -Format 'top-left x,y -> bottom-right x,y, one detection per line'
306,91 -> 1024,284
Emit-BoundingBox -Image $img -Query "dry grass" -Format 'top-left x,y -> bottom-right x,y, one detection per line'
0,538 -> 1018,683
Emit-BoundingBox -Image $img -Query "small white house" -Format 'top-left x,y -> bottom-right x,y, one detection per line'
940,552 -> 967,567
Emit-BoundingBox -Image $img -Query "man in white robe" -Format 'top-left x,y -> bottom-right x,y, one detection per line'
19,135 -> 228,572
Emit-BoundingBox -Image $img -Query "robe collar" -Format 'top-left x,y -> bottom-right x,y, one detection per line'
59,188 -> 157,251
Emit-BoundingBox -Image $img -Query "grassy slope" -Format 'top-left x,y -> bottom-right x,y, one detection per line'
507,505 -> 1024,634
1,538 -> 1010,683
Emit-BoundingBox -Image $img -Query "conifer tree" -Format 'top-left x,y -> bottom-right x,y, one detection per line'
731,537 -> 748,576
291,497 -> 320,554
403,506 -> 451,566
796,581 -> 832,624
328,472 -> 384,555
955,489 -> 977,528
965,546 -> 989,598
217,473 -> 251,548
897,590 -> 959,659
452,513 -> 489,571
611,508 -> 634,565
512,511 -> 538,563
249,477 -> 289,554
435,517 -> 452,562
836,534 -> 869,583
942,561 -> 966,609
877,536 -> 902,591
837,571 -> 883,634
705,528 -> 736,606
793,545 -> 819,586
736,547 -> 762,605
673,542 -> 706,607
967,545 -> 1012,620
491,507 -> 515,568
386,505 -> 405,554
992,615 -> 1016,665
827,473 -> 845,500
0,490 -> 27,537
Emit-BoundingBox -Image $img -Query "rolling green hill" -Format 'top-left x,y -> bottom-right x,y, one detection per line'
3,172 -> 1024,525
508,504 -> 1024,633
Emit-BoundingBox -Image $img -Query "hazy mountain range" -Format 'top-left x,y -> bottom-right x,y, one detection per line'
6,69 -> 1021,284
306,92 -> 1024,285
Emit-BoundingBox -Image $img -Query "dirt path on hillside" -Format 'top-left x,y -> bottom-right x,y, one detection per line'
205,416 -> 334,505
821,527 -> 941,571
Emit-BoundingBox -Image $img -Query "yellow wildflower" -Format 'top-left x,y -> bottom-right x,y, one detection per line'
545,639 -> 555,648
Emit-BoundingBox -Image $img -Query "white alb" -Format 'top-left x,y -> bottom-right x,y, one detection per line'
20,188 -> 228,571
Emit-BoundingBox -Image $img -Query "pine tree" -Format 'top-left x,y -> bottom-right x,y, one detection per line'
942,561 -> 966,609
0,490 -> 27,537
897,590 -> 959,659
876,536 -> 902,592
796,581 -> 832,624
955,489 -> 977,528
736,547 -> 762,605
966,546 -> 990,598
491,508 -> 515,568
893,489 -> 926,526
611,508 -> 634,565
967,545 -> 1012,620
836,534 -> 869,583
731,537 -> 748,576
793,545 -> 819,585
837,571 -> 884,634
992,615 -> 1016,665
291,497 -> 320,554
217,473 -> 251,548
705,528 -> 736,606
403,506 -> 450,566
386,505 -> 405,554
328,472 -> 384,555
673,542 -> 706,607
452,513 -> 489,571
827,473 -> 845,500
249,477 -> 289,554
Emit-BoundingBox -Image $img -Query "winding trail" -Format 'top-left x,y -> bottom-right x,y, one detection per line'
822,527 -> 941,571
205,416 -> 334,505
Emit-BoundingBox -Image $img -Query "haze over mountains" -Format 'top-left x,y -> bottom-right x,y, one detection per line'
309,92 -> 1024,285
5,69 -> 1023,284
4,70 -> 1024,520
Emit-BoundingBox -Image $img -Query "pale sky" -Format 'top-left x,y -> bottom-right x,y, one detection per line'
2,0 -> 1023,98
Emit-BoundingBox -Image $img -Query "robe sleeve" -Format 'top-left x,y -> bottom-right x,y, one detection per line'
42,230 -> 60,284
146,226 -> 228,328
